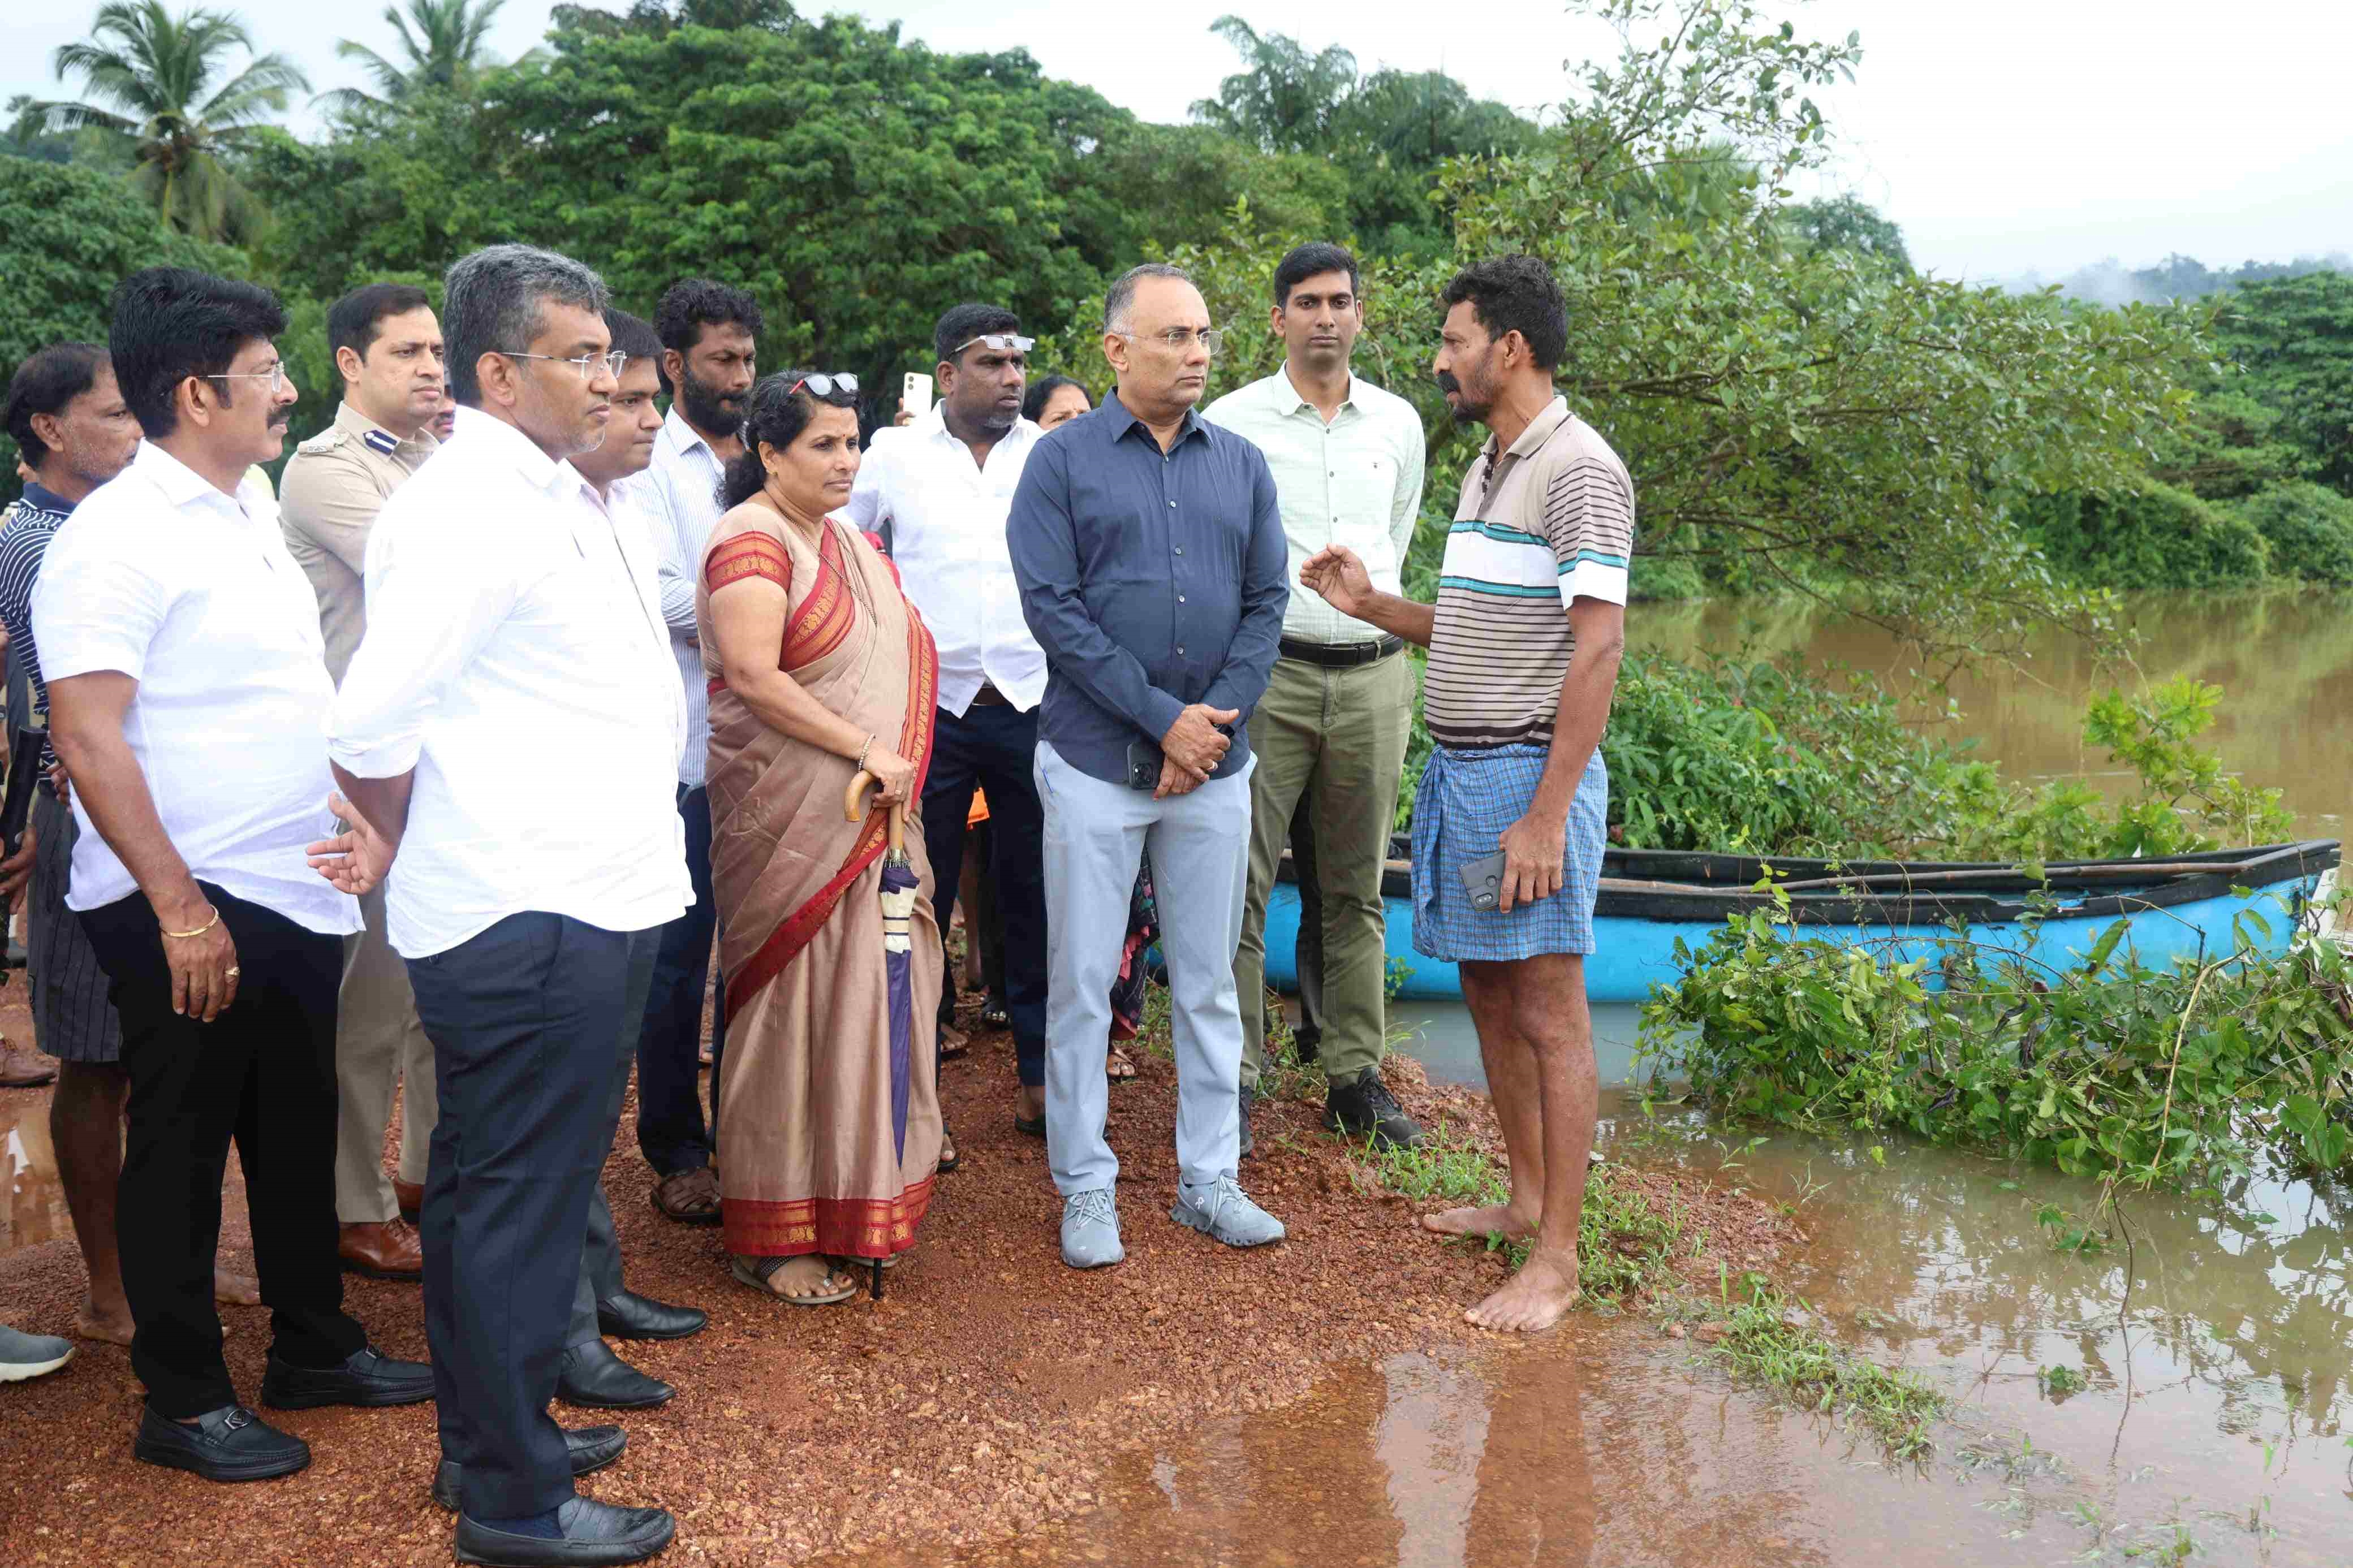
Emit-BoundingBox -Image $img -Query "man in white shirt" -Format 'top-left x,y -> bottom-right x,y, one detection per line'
846,303 -> 1051,1130
632,278 -> 761,1225
37,267 -> 430,1484
279,280 -> 445,1284
1204,243 -> 1429,1155
326,245 -> 686,1568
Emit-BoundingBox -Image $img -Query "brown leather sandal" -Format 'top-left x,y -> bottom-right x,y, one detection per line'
652,1165 -> 722,1225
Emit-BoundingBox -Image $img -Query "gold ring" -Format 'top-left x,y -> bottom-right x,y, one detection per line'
225,967 -> 240,978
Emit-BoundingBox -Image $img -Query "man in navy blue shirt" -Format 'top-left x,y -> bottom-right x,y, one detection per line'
1009,262 -> 1291,1269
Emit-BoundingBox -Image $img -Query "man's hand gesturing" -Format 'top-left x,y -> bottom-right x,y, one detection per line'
1161,703 -> 1238,785
1300,545 -> 1374,620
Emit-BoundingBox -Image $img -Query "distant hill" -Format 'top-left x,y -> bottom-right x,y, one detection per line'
2004,252 -> 2349,306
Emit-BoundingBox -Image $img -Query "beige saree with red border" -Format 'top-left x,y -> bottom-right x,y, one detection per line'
700,507 -> 943,1261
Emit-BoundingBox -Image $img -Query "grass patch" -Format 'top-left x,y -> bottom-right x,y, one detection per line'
1703,1272 -> 1946,1459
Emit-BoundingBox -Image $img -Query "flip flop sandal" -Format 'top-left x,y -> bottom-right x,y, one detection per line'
1014,1111 -> 1047,1139
979,995 -> 1010,1030
938,1026 -> 970,1062
1105,1049 -> 1137,1084
730,1255 -> 857,1307
651,1166 -> 723,1225
937,1127 -> 961,1174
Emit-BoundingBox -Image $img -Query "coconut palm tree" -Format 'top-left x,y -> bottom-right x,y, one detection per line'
320,0 -> 516,118
13,1 -> 308,244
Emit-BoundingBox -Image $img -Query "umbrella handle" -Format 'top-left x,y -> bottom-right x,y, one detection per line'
844,770 -> 906,856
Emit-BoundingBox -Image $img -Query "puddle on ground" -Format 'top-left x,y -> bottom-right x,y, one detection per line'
1386,999 -> 2353,1561
2,1094 -> 71,1259
826,1327 -> 2319,1567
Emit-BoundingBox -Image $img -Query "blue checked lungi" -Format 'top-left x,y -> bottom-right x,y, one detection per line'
1410,744 -> 1607,964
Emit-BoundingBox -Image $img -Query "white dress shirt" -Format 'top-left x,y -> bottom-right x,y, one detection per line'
1202,366 -> 1426,645
32,441 -> 362,936
637,407 -> 729,785
326,407 -> 689,959
843,405 -> 1046,715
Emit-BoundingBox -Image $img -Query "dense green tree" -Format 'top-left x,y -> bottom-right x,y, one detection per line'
2212,271 -> 2353,494
2015,483 -> 2270,592
0,155 -> 248,498
2233,482 -> 2353,585
321,0 -> 525,118
1785,193 -> 1911,275
11,1 -> 307,244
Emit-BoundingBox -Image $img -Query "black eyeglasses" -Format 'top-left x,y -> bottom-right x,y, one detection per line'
789,373 -> 859,401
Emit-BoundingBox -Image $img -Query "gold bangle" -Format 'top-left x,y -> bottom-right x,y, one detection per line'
160,906 -> 220,940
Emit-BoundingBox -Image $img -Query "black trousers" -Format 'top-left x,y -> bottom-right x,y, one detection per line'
921,701 -> 1049,1086
408,912 -> 633,1519
81,883 -> 365,1418
635,784 -> 725,1174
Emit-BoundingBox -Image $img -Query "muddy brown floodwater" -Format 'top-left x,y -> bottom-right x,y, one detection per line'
1390,1000 -> 2353,1566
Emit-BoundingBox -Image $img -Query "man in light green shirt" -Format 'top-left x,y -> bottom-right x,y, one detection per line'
1204,242 -> 1428,1153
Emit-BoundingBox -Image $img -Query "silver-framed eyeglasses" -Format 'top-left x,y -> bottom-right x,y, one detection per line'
788,373 -> 860,400
1119,327 -> 1223,357
499,349 -> 628,382
205,363 -> 289,394
952,332 -> 1036,357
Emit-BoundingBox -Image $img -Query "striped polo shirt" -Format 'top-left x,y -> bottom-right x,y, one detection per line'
1423,397 -> 1632,751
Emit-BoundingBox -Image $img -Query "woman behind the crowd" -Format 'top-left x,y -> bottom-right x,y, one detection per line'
1023,374 -> 1093,430
700,370 -> 945,1306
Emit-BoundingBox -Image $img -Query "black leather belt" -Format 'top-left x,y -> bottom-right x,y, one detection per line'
1279,635 -> 1403,668
967,683 -> 1010,706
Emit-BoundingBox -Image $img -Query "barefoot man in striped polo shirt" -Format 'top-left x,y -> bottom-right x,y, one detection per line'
1300,254 -> 1628,1333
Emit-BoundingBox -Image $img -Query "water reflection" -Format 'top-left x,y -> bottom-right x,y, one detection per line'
1637,591 -> 2353,833
2,1094 -> 70,1258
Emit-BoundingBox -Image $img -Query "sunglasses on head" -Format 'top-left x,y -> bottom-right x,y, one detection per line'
952,333 -> 1035,357
788,373 -> 859,401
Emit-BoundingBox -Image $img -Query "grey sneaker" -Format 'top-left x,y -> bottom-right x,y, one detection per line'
1172,1176 -> 1286,1248
1061,1186 -> 1125,1269
0,1325 -> 73,1383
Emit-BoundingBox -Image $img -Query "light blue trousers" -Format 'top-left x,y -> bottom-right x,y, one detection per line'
1035,740 -> 1253,1195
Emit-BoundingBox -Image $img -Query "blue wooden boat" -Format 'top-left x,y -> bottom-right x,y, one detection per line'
1260,839 -> 2342,1003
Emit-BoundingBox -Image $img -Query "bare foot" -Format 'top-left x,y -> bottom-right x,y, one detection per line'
1419,1202 -> 1539,1239
1464,1248 -> 1581,1333
74,1299 -> 134,1346
214,1267 -> 261,1307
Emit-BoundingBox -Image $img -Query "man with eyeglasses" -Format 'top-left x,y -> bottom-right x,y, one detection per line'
1008,262 -> 1291,1269
846,304 -> 1053,1142
325,244 -> 686,1566
634,278 -> 763,1230
36,267 -> 432,1481
279,282 -> 447,1286
1205,242 -> 1430,1157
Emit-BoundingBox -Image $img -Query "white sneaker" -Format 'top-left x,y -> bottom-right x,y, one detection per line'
1172,1176 -> 1286,1247
1061,1186 -> 1125,1269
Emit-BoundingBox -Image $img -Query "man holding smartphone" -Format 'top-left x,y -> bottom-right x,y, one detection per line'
1007,264 -> 1290,1271
1302,256 -> 1628,1336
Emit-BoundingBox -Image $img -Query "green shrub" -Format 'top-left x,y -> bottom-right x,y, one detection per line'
2233,481 -> 2353,585
2016,481 -> 2270,590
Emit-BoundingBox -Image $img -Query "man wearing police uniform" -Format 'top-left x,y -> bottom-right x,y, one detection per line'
279,282 -> 446,1282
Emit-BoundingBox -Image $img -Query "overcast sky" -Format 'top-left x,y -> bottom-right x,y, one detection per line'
6,0 -> 2348,280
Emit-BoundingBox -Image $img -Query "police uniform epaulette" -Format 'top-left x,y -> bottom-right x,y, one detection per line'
294,427 -> 343,456
362,429 -> 399,456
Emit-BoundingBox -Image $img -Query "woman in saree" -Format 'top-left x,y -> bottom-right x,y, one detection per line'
699,372 -> 945,1306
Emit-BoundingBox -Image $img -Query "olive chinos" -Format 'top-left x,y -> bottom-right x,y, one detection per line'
1233,650 -> 1413,1091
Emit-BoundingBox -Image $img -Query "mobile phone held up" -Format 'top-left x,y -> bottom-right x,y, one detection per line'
902,372 -> 934,419
1125,741 -> 1161,791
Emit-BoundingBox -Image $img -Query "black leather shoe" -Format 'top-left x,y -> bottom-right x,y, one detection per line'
261,1345 -> 434,1410
1324,1069 -> 1427,1151
1239,1084 -> 1256,1160
596,1291 -> 706,1342
556,1340 -> 674,1411
134,1403 -> 311,1482
454,1496 -> 675,1566
433,1427 -> 627,1511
